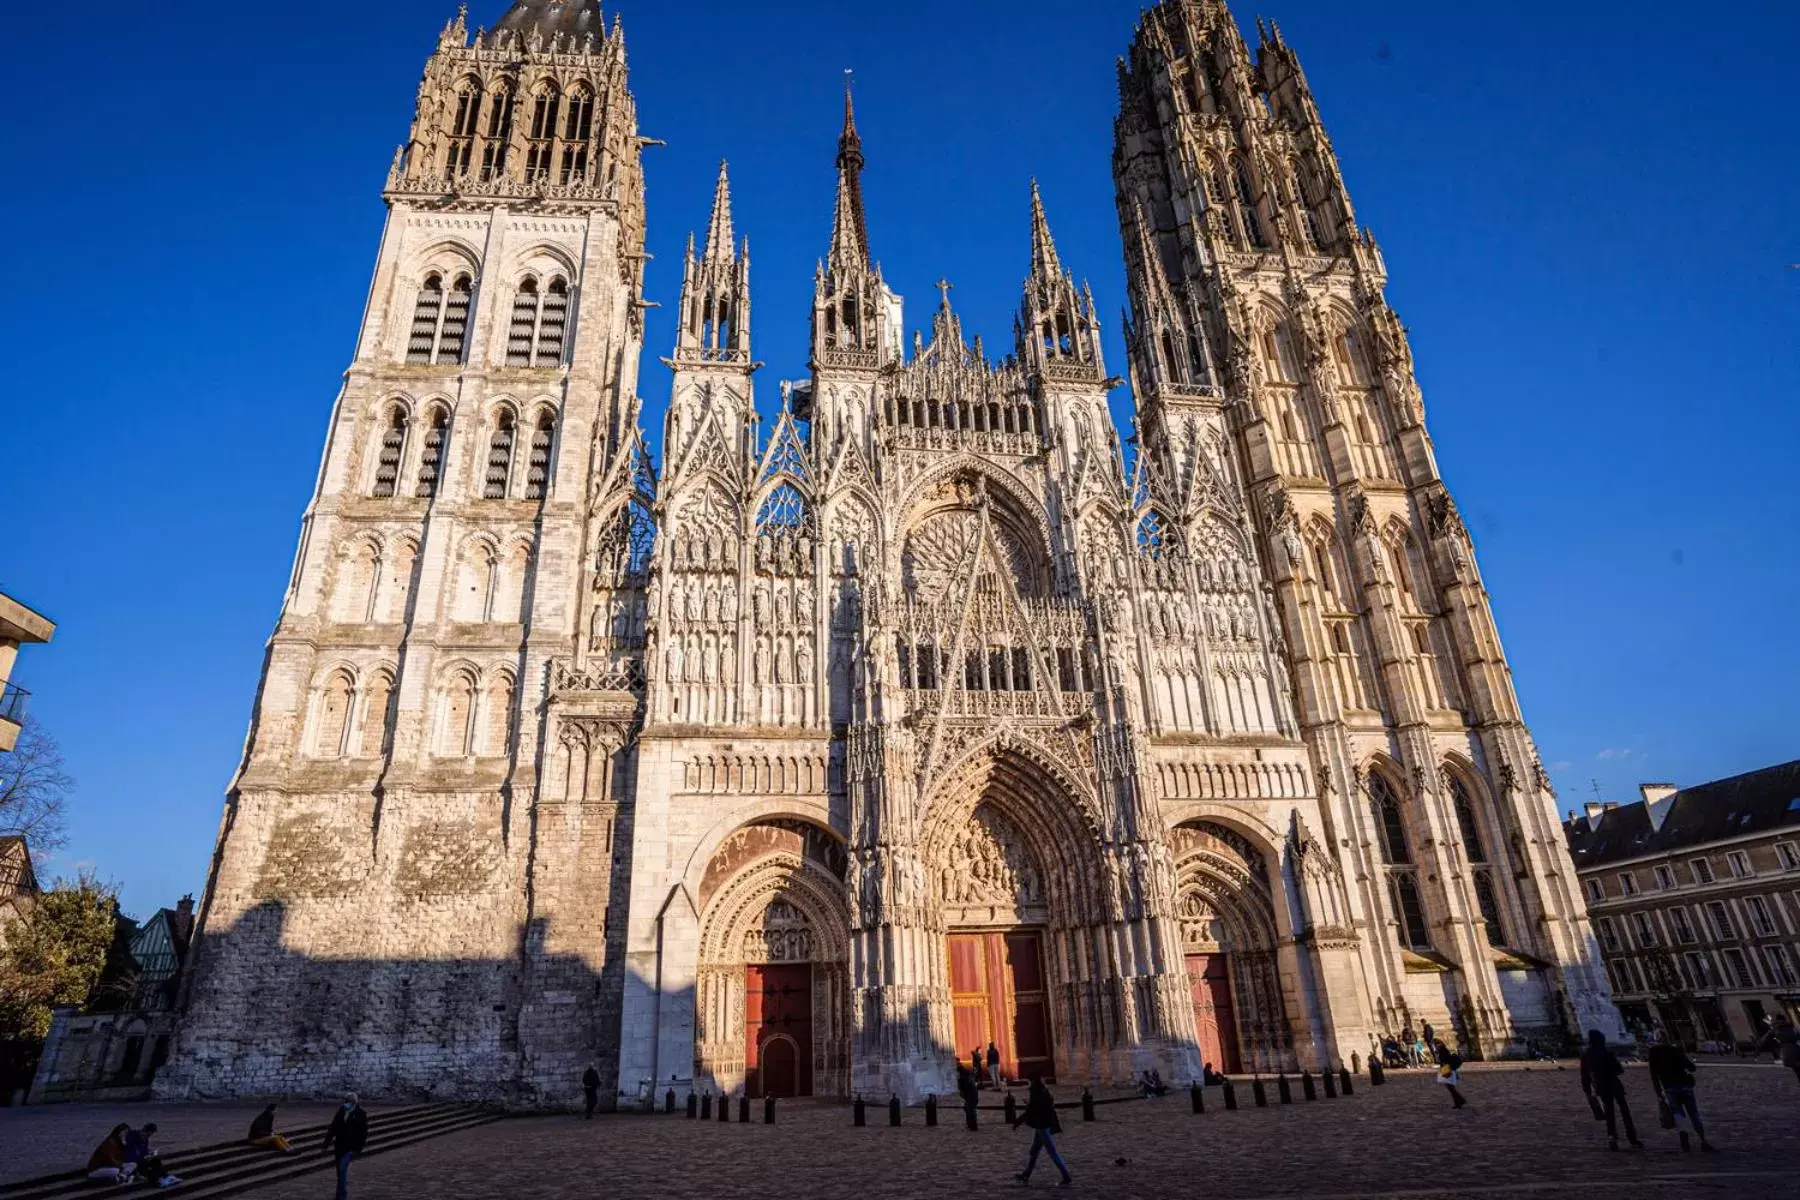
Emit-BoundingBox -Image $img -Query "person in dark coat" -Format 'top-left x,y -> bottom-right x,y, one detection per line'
85,1124 -> 132,1184
971,1047 -> 984,1087
1757,1016 -> 1800,1087
1421,1022 -> 1438,1064
1433,1042 -> 1467,1109
1012,1077 -> 1071,1185
956,1066 -> 981,1130
1580,1030 -> 1643,1150
582,1064 -> 602,1119
986,1042 -> 1002,1090
1647,1030 -> 1714,1152
323,1093 -> 370,1200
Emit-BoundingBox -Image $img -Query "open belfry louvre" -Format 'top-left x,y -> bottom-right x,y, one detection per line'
163,0 -> 1622,1107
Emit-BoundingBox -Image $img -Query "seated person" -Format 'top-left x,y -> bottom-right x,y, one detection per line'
86,1124 -> 134,1185
248,1104 -> 293,1153
124,1124 -> 180,1189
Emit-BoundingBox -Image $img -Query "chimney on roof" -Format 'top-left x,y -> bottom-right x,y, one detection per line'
1584,802 -> 1607,831
1641,783 -> 1678,832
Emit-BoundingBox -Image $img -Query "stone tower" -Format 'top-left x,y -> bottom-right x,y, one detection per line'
1113,0 -> 1620,1048
162,0 -> 656,1102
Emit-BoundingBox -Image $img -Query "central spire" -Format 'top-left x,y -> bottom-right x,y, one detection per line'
703,160 -> 735,262
830,76 -> 871,270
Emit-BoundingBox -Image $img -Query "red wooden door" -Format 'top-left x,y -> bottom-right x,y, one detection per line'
1186,953 -> 1241,1074
745,964 -> 812,1097
947,931 -> 1056,1084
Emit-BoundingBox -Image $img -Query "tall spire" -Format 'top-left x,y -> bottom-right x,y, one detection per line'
830,76 -> 871,269
703,160 -> 735,262
1028,179 -> 1064,282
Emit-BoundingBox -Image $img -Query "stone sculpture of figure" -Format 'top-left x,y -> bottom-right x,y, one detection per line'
722,582 -> 738,622
797,641 -> 815,685
754,638 -> 771,685
666,642 -> 684,684
753,584 -> 770,625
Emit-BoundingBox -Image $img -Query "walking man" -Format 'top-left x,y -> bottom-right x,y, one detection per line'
323,1093 -> 370,1200
582,1063 -> 601,1119
1013,1077 -> 1071,1186
1580,1030 -> 1643,1150
1757,1015 -> 1800,1088
1647,1030 -> 1714,1153
987,1042 -> 1002,1091
958,1066 -> 981,1131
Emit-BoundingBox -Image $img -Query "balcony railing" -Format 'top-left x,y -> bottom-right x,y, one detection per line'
0,681 -> 27,725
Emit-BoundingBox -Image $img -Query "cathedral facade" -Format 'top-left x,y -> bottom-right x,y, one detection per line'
162,0 -> 1621,1108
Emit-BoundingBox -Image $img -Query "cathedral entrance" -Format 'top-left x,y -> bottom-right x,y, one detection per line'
949,931 -> 1055,1084
1186,953 -> 1241,1074
695,819 -> 850,1097
745,964 -> 812,1098
1171,820 -> 1297,1073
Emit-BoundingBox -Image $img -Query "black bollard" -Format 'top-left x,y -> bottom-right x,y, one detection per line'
1004,1091 -> 1018,1125
1370,1060 -> 1386,1087
1081,1088 -> 1096,1122
889,1095 -> 902,1127
925,1094 -> 938,1127
1277,1074 -> 1293,1104
686,1091 -> 698,1120
666,1088 -> 676,1115
739,1094 -> 751,1123
1223,1079 -> 1238,1110
719,1092 -> 731,1122
853,1095 -> 867,1127
700,1092 -> 712,1120
1252,1078 -> 1268,1107
765,1095 -> 776,1124
1340,1067 -> 1355,1096
1301,1071 -> 1317,1101
1322,1068 -> 1338,1099
1190,1082 -> 1205,1114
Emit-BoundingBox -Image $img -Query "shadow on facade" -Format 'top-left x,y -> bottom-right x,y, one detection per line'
160,900 -> 681,1113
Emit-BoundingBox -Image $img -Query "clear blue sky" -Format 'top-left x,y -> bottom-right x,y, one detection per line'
4,1 -> 1797,918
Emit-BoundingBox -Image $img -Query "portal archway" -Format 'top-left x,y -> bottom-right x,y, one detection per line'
1170,820 -> 1296,1074
695,819 -> 850,1097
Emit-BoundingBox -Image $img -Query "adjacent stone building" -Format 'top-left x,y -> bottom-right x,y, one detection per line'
161,0 -> 1620,1108
1566,762 -> 1800,1047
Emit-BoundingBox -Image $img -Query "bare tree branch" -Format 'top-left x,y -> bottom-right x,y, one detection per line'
0,718 -> 74,856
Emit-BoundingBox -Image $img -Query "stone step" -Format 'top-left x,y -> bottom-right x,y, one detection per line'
0,1105 -> 486,1200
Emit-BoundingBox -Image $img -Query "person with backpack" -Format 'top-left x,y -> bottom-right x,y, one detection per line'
1647,1030 -> 1714,1153
1013,1077 -> 1071,1186
1580,1030 -> 1643,1150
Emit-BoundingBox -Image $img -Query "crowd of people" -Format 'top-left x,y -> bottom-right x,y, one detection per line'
80,1095 -> 369,1195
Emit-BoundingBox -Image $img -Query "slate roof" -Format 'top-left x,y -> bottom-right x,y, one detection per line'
1563,759 -> 1800,869
492,0 -> 607,42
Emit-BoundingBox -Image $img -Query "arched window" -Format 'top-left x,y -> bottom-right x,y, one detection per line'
1450,775 -> 1487,863
507,278 -> 540,366
485,412 -> 516,499
1389,873 -> 1431,950
407,275 -> 443,363
560,87 -> 594,183
537,278 -> 569,364
407,273 -> 471,365
485,675 -> 516,758
525,87 -> 560,181
314,672 -> 355,758
481,87 -> 514,181
445,80 -> 481,178
1472,870 -> 1506,947
415,408 -> 449,498
1233,158 -> 1265,247
333,539 -> 380,624
373,409 -> 408,497
358,672 -> 393,758
524,412 -> 555,499
1369,772 -> 1410,865
440,672 -> 477,757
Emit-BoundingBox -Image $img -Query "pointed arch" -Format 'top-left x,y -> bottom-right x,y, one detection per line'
357,666 -> 396,759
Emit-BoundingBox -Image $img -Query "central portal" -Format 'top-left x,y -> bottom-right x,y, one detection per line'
948,930 -> 1055,1084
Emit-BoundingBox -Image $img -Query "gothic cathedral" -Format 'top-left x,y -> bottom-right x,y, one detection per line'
164,0 -> 1621,1106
